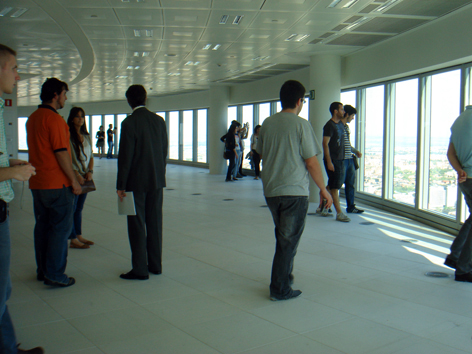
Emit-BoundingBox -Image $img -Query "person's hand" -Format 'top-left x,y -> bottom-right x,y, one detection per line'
11,164 -> 36,181
71,179 -> 82,195
328,162 -> 335,172
76,174 -> 85,185
84,172 -> 93,181
9,159 -> 31,166
250,151 -> 253,156
356,152 -> 362,158
117,190 -> 126,202
458,169 -> 468,184
320,189 -> 333,209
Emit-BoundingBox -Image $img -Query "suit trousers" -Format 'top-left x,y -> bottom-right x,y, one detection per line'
127,189 -> 163,276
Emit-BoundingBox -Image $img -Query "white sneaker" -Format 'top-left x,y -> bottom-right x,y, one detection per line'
336,213 -> 351,222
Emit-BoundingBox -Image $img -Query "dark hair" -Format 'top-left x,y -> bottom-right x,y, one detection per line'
0,44 -> 16,68
254,125 -> 261,134
329,102 -> 343,116
231,120 -> 241,127
344,105 -> 357,117
126,85 -> 147,108
280,80 -> 305,109
40,78 -> 68,103
228,122 -> 238,135
67,107 -> 90,171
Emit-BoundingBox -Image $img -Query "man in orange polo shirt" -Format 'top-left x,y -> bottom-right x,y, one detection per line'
27,78 -> 81,287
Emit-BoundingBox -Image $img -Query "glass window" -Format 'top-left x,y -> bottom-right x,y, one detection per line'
91,115 -> 102,153
197,109 -> 207,163
426,69 -> 461,217
299,98 -> 309,120
241,105 -> 253,169
116,114 -> 127,152
259,102 -> 270,125
18,117 -> 27,150
228,106 -> 237,129
156,112 -> 165,117
341,90 -> 357,147
276,101 -> 282,112
363,85 -> 384,196
392,79 -> 418,205
104,114 -> 114,154
183,110 -> 193,161
168,111 -> 179,159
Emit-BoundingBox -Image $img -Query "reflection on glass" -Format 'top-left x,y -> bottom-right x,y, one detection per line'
228,106 -> 237,129
168,111 -> 179,159
197,109 -> 207,163
392,79 -> 418,205
116,114 -> 127,153
91,115 -> 102,153
18,117 -> 27,150
363,86 -> 384,196
183,110 -> 193,161
427,70 -> 461,218
341,90 -> 357,146
241,105 -> 253,169
259,103 -> 270,125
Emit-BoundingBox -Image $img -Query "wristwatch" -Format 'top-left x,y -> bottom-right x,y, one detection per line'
89,170 -> 93,173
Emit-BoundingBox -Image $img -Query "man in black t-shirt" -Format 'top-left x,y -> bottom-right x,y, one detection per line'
107,124 -> 115,159
322,102 -> 350,222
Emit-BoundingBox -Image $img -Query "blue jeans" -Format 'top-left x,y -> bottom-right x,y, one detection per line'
69,193 -> 87,240
107,141 -> 114,158
0,215 -> 17,353
449,179 -> 472,274
31,186 -> 75,284
233,149 -> 242,177
344,158 -> 356,211
266,196 -> 309,298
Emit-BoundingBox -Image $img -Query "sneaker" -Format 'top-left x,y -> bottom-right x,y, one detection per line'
336,213 -> 351,222
270,289 -> 302,301
347,205 -> 364,214
320,206 -> 329,217
444,257 -> 457,269
315,207 -> 322,215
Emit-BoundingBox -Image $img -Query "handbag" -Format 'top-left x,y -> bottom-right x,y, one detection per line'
81,179 -> 96,194
223,151 -> 229,159
353,155 -> 359,170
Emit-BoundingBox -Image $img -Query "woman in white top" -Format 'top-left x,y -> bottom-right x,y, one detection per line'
67,107 -> 94,249
250,125 -> 261,180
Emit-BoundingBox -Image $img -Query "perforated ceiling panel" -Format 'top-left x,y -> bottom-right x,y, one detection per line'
354,17 -> 429,34
385,0 -> 472,17
327,33 -> 393,46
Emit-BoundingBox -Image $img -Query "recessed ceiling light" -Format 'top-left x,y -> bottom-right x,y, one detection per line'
285,34 -> 298,41
327,0 -> 342,8
0,7 -> 13,17
343,0 -> 359,8
212,44 -> 221,50
145,30 -> 153,37
295,34 -> 310,42
375,0 -> 400,12
202,44 -> 212,50
232,15 -> 244,25
219,15 -> 229,24
133,29 -> 141,37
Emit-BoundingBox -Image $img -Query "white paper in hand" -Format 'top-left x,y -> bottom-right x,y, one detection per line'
118,192 -> 136,215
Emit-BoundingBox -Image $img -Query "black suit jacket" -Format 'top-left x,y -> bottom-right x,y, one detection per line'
117,107 -> 168,191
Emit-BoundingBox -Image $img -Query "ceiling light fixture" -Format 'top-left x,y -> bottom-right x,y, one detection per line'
219,15 -> 229,24
345,17 -> 369,30
327,0 -> 342,8
232,15 -> 244,25
343,0 -> 359,8
375,0 -> 400,12
295,34 -> 310,42
0,7 -> 13,17
142,52 -> 150,57
202,44 -> 211,50
133,29 -> 141,37
134,52 -> 140,57
145,30 -> 153,37
285,34 -> 298,41
212,44 -> 221,50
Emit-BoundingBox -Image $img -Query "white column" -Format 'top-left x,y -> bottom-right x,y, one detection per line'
208,85 -> 229,175
308,55 -> 341,202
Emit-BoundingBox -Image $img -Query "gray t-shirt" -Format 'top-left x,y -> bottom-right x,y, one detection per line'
450,106 -> 472,176
256,112 -> 322,197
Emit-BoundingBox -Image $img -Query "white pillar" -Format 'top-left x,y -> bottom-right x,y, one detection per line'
208,85 -> 229,175
308,55 -> 341,202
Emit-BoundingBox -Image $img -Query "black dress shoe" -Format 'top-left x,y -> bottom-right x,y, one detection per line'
270,289 -> 302,301
17,346 -> 44,354
148,268 -> 162,275
120,271 -> 149,280
444,257 -> 457,269
455,272 -> 472,282
44,277 -> 75,287
36,272 -> 45,281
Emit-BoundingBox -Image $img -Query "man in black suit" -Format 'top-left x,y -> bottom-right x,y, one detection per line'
117,85 -> 168,280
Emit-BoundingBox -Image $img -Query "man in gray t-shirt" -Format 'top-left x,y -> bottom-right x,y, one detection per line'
256,80 -> 332,301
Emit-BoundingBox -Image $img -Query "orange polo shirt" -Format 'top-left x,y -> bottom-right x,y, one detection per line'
27,105 -> 71,190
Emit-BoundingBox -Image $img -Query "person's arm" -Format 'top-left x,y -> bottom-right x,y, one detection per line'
84,156 -> 94,181
447,142 -> 467,183
351,146 -> 362,158
55,151 -> 82,194
322,136 -> 334,171
117,120 -> 135,199
305,155 -> 333,208
0,164 -> 35,182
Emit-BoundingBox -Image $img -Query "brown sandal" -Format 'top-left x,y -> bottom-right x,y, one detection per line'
70,242 -> 90,249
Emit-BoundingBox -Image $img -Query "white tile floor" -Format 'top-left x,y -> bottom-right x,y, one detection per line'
7,155 -> 472,354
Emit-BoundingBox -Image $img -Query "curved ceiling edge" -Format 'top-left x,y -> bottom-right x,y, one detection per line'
32,0 -> 95,86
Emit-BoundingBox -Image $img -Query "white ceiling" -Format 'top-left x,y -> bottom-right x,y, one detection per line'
1,0 -> 471,106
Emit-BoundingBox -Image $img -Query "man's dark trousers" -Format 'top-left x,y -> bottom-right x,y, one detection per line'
127,189 -> 163,276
